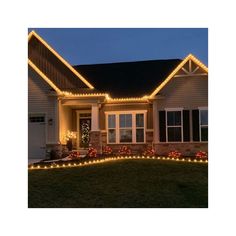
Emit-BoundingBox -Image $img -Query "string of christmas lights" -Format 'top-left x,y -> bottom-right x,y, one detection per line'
29,156 -> 208,170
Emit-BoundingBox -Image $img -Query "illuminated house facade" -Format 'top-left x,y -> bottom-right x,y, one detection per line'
28,31 -> 208,159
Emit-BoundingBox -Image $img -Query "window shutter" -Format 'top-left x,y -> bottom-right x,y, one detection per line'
183,110 -> 190,142
192,109 -> 200,141
159,111 -> 166,142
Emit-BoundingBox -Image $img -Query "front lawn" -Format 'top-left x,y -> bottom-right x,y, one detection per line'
28,159 -> 208,208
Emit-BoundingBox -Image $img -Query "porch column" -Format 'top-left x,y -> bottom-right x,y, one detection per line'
91,103 -> 100,131
153,100 -> 159,143
54,97 -> 60,143
90,103 -> 102,154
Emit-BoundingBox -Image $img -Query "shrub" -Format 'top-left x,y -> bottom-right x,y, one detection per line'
61,146 -> 69,158
103,146 -> 113,155
69,151 -> 80,160
143,146 -> 155,156
195,151 -> 208,159
118,146 -> 131,155
50,149 -> 59,160
87,147 -> 97,158
168,150 -> 181,158
50,146 -> 62,160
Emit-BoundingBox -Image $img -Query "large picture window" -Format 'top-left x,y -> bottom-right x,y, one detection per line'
119,114 -> 132,143
166,110 -> 182,142
106,111 -> 146,144
200,109 -> 208,141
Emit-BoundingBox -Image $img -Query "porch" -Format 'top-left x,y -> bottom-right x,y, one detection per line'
58,97 -> 103,153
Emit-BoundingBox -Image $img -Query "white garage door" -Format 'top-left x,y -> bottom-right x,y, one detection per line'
28,114 -> 46,159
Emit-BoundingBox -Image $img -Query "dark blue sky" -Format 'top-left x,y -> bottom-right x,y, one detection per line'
29,28 -> 208,66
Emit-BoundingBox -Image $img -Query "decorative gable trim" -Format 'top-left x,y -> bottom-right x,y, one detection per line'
28,31 -> 94,89
149,54 -> 208,98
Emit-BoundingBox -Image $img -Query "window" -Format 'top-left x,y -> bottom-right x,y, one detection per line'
106,111 -> 146,143
136,114 -> 144,142
108,114 -> 116,143
119,114 -> 132,142
29,116 -> 45,123
166,110 -> 182,142
200,109 -> 208,141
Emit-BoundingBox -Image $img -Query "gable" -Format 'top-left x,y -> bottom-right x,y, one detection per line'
174,57 -> 208,77
28,59 -> 62,94
149,54 -> 208,98
28,31 -> 94,92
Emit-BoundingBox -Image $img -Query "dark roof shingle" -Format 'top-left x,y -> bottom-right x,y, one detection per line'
73,59 -> 182,97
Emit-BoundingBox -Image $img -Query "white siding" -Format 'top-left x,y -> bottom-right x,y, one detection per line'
28,66 -> 57,143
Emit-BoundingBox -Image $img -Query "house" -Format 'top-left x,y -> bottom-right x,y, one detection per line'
28,31 -> 208,159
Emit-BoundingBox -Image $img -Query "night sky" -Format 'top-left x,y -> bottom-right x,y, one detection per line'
29,28 -> 208,66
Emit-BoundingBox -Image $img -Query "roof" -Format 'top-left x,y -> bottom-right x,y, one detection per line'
73,59 -> 182,98
28,31 -> 208,100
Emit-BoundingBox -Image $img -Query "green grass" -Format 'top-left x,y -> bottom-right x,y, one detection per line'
28,160 -> 208,208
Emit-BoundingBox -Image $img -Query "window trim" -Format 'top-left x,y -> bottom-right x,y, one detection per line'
165,108 -> 183,143
199,107 -> 208,142
105,110 -> 147,144
29,116 -> 45,123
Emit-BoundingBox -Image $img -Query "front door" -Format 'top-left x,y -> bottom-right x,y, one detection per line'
79,118 -> 91,148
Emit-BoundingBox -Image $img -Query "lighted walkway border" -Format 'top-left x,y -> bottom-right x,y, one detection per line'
28,156 -> 208,170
